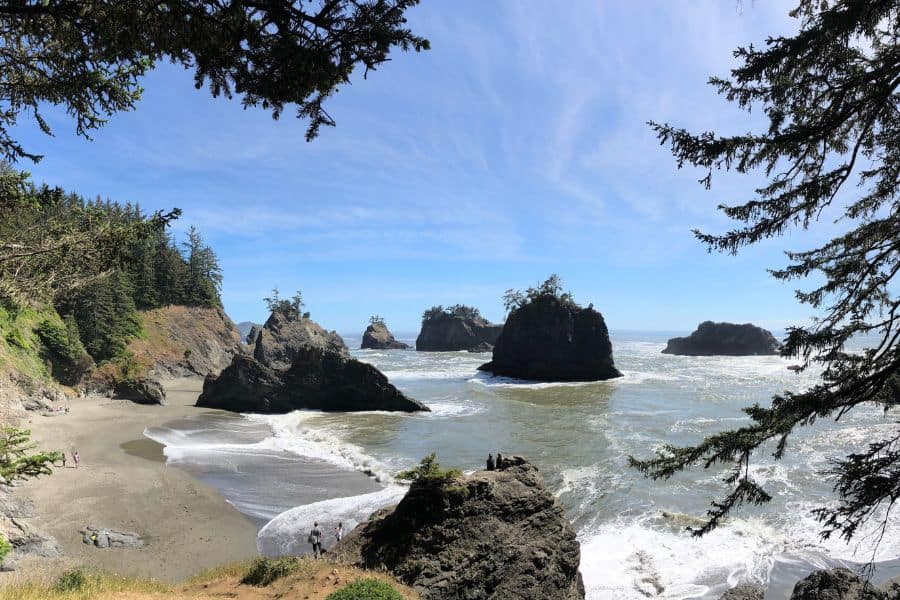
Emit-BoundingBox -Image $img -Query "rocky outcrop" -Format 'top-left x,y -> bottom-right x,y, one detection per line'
361,322 -> 409,350
720,584 -> 764,600
114,377 -> 166,405
416,316 -> 503,352
790,568 -> 885,599
236,321 -> 258,343
336,456 -> 584,600
662,321 -> 780,356
197,349 -> 428,413
478,296 -> 621,382
0,491 -> 60,571
468,341 -> 493,353
82,525 -> 144,549
252,310 -> 349,370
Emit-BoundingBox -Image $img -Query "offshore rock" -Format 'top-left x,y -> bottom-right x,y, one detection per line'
479,296 -> 621,382
252,310 -> 349,370
662,321 -> 780,356
337,456 -> 584,600
197,349 -> 428,413
361,322 -> 410,350
790,568 -> 886,599
416,315 -> 503,352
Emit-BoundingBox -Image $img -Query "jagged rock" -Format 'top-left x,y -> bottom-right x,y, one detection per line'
22,398 -> 51,412
468,341 -> 493,353
337,456 -> 584,600
115,378 -> 167,405
789,568 -> 885,599
252,310 -> 349,369
416,314 -> 503,352
720,584 -> 765,600
246,324 -> 262,346
662,321 -> 780,356
81,526 -> 143,549
197,350 -> 428,413
7,518 -> 61,558
361,322 -> 409,350
236,321 -> 258,343
479,296 -> 621,382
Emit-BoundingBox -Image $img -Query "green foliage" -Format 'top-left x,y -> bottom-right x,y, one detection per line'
35,316 -> 92,383
396,453 -> 461,487
421,304 -> 482,322
264,288 -> 305,320
4,328 -> 27,350
0,427 -> 61,481
0,534 -> 11,564
369,315 -> 386,326
503,274 -> 576,313
326,578 -> 404,600
240,556 -> 300,587
53,569 -> 88,593
632,0 -> 900,545
0,1 -> 429,163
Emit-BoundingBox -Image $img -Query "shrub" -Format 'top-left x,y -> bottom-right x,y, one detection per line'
4,328 -> 28,349
0,534 -> 11,564
240,556 -> 299,587
396,453 -> 461,487
53,568 -> 87,592
326,578 -> 404,600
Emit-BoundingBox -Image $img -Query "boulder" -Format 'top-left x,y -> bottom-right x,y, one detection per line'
790,568 -> 885,599
114,377 -> 166,405
720,584 -> 765,600
252,310 -> 349,369
416,315 -> 503,352
662,321 -> 780,356
479,296 -> 621,382
82,526 -> 143,549
468,341 -> 494,353
361,322 -> 410,350
197,349 -> 429,413
336,456 -> 584,600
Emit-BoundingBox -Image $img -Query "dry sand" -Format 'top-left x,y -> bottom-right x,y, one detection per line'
5,378 -> 260,584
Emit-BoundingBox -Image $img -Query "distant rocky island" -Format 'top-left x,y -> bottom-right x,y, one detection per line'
361,316 -> 409,349
662,321 -> 780,356
415,304 -> 503,351
479,276 -> 621,382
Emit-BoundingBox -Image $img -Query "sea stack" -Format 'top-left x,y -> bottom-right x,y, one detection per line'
478,290 -> 621,382
361,318 -> 410,349
415,305 -> 503,351
662,321 -> 780,356
252,308 -> 348,370
336,456 -> 584,599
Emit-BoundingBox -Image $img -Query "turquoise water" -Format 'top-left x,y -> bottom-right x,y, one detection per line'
147,332 -> 900,599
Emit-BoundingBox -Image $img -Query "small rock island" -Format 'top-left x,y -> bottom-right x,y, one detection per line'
662,321 -> 780,356
361,316 -> 410,349
415,304 -> 503,351
478,275 -> 622,381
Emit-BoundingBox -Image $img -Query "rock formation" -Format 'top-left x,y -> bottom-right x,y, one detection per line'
478,295 -> 621,382
236,321 -> 258,343
114,377 -> 166,405
197,349 -> 428,413
81,525 -> 144,549
336,456 -> 584,600
662,321 -> 780,356
252,309 -> 349,369
361,322 -> 409,350
789,568 -> 885,599
416,312 -> 503,352
719,584 -> 764,600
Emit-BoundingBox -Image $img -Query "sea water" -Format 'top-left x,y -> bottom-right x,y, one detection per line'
144,332 -> 900,599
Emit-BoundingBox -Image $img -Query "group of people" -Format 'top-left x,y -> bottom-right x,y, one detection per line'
55,450 -> 80,468
307,521 -> 343,559
485,452 -> 510,471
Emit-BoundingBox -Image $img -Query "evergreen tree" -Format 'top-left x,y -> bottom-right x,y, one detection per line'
631,0 -> 900,546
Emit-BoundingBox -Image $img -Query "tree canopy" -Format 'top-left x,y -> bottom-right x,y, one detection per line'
421,304 -> 482,322
502,274 -> 575,313
0,0 -> 429,163
631,0 -> 900,548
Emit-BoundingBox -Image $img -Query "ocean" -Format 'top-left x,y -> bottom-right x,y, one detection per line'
144,331 -> 900,599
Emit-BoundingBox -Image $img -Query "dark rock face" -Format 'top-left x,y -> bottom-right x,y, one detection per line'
337,456 -> 584,600
720,584 -> 765,600
361,323 -> 410,350
478,296 -> 621,382
662,321 -> 779,356
114,378 -> 166,405
468,341 -> 493,353
197,349 -> 428,413
252,310 -> 349,370
790,568 -> 885,599
416,316 -> 503,352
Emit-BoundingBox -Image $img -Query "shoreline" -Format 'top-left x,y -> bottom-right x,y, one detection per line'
4,378 -> 260,584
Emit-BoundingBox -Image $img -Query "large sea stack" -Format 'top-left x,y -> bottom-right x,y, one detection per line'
662,321 -> 779,356
416,305 -> 502,351
479,295 -> 621,382
361,321 -> 409,349
252,309 -> 348,370
336,456 -> 584,600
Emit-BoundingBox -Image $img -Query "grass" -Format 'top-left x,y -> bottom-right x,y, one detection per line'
0,569 -> 170,600
327,578 -> 405,600
240,556 -> 306,586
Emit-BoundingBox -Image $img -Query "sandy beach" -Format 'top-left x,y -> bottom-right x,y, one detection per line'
5,378 -> 259,583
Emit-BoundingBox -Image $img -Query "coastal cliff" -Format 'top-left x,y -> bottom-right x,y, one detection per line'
663,321 -> 780,356
337,456 -> 584,599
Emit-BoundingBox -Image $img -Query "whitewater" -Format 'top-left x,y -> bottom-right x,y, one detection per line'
144,331 -> 900,599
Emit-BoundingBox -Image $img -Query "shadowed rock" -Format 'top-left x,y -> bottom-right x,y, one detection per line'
115,378 -> 166,405
790,568 -> 885,599
416,313 -> 502,352
662,321 -> 780,356
252,310 -> 348,370
361,322 -> 409,350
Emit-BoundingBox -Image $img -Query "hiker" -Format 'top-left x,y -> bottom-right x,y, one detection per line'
486,454 -> 495,471
334,522 -> 344,543
61,453 -> 67,468
73,450 -> 80,468
496,452 -> 504,470
308,522 -> 323,559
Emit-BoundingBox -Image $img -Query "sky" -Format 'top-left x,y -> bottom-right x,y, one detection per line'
11,1 -> 831,334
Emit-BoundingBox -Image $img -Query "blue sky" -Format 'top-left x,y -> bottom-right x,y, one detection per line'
13,1 -> 829,333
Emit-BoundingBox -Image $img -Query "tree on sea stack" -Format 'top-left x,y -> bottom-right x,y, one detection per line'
631,0 -> 900,549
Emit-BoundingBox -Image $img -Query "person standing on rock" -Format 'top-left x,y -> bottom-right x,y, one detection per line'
486,454 -> 495,471
308,522 -> 323,559
496,452 -> 503,470
334,522 -> 343,543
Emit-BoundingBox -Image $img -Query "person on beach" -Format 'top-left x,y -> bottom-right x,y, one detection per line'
61,452 -> 66,468
334,522 -> 343,543
486,454 -> 495,471
308,522 -> 323,559
496,452 -> 503,470
73,450 -> 80,468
